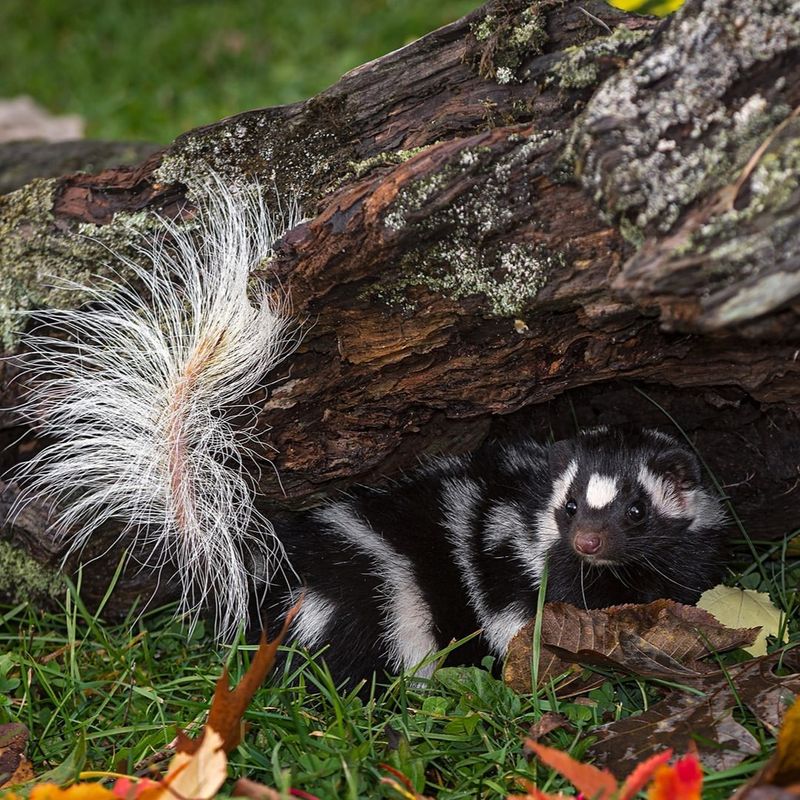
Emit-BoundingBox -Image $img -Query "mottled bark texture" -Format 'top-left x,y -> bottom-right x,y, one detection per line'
1,0 -> 798,617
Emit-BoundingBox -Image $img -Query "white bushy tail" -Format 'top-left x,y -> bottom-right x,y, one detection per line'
13,182 -> 302,640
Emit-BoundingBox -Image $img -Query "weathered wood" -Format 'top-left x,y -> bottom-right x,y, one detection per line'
1,0 -> 798,618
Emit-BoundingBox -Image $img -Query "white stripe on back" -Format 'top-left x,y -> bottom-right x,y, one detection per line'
315,503 -> 437,675
441,478 -> 535,655
291,589 -> 336,649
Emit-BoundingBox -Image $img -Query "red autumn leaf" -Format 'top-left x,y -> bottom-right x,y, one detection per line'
525,741 -> 618,799
525,740 -> 674,800
647,752 -> 703,800
111,778 -> 160,800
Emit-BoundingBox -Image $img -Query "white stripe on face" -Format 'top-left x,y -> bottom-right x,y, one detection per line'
637,465 -> 690,518
585,473 -> 619,509
534,458 -> 578,554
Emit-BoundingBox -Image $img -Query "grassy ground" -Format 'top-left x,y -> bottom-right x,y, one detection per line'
0,0 -> 685,145
1,2 -> 794,798
1,520 -> 797,799
0,0 -> 481,144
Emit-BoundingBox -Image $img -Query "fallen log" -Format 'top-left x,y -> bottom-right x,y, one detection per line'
1,0 -> 798,617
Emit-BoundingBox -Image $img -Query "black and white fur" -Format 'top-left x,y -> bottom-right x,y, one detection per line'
260,426 -> 726,686
11,184 -> 727,687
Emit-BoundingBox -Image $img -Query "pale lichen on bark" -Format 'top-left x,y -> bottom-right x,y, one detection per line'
548,27 -> 650,90
0,179 -> 157,347
379,130 -> 565,316
575,0 -> 800,235
567,0 -> 800,332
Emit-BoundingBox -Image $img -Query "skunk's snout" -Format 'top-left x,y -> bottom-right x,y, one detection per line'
573,530 -> 604,556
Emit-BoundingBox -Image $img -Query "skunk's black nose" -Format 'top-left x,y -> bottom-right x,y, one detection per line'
574,531 -> 603,555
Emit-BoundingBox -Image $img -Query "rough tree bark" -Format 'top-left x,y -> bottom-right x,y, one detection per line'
1,0 -> 798,616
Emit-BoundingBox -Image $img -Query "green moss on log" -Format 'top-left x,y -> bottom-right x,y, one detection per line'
549,27 -> 650,90
377,131 -> 565,315
0,179 -> 158,348
0,540 -> 65,605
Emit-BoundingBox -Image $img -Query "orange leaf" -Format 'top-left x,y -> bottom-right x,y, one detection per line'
180,599 -> 301,756
731,693 -> 800,797
507,779 -> 572,800
774,692 -> 800,785
647,753 -> 703,800
617,750 -> 673,800
29,784 -> 116,800
524,741 -> 618,800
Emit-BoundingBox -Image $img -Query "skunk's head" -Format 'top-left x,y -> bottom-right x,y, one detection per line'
543,427 -> 726,599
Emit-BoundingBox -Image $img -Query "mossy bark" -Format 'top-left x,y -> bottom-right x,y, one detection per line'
1,0 -> 798,618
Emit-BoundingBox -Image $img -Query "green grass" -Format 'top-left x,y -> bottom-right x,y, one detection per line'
1,2 -> 790,795
2,524 -> 798,800
0,0 -> 481,144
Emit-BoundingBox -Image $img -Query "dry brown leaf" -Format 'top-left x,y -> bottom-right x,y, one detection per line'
504,599 -> 758,693
0,723 -> 33,789
525,713 -> 574,746
588,654 -> 800,778
179,599 -> 301,756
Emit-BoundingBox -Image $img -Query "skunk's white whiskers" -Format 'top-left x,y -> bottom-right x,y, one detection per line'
12,180 -> 303,640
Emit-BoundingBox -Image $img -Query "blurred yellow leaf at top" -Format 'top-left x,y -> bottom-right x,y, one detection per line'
608,0 -> 685,16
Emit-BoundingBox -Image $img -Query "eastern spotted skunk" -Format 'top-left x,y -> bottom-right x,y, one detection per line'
260,426 -> 726,685
12,183 -> 726,687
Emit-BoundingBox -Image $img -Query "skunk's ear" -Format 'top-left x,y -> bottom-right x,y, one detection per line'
650,448 -> 702,489
548,439 -> 576,476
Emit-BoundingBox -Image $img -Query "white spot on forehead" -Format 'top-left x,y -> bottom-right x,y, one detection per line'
585,473 -> 619,509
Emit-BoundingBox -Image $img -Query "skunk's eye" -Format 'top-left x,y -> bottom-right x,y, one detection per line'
626,500 -> 647,524
565,498 -> 578,517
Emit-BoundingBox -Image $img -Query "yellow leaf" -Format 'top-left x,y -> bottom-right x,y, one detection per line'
28,785 -> 116,800
697,586 -> 786,656
141,729 -> 227,800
